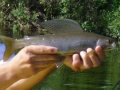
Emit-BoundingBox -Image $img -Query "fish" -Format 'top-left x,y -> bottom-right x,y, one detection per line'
0,32 -> 116,61
39,19 -> 83,34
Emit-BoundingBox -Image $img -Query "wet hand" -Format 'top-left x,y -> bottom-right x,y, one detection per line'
64,46 -> 105,71
7,45 -> 62,79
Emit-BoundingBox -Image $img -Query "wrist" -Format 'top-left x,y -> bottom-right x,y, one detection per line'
7,61 -> 21,81
0,62 -> 20,89
6,62 -> 20,81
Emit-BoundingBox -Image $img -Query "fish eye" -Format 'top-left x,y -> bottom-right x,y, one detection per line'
106,39 -> 112,43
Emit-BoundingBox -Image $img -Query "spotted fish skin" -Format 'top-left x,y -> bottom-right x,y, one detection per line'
39,19 -> 83,34
0,32 -> 116,61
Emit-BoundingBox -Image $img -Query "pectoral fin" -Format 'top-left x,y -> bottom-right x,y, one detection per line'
55,54 -> 66,68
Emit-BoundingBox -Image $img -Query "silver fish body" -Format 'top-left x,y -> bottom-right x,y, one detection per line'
13,32 -> 116,54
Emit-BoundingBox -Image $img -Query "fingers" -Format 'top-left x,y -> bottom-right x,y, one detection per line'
25,45 -> 58,54
30,54 -> 65,61
87,48 -> 100,67
30,54 -> 65,67
80,51 -> 93,68
95,46 -> 105,61
33,67 -> 48,73
31,60 -> 56,68
27,60 -> 57,75
72,54 -> 82,71
68,46 -> 105,71
33,64 -> 56,73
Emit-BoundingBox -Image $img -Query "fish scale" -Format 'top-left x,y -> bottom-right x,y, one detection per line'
11,32 -> 114,54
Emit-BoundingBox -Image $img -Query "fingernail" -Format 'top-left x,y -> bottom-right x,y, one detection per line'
87,48 -> 93,53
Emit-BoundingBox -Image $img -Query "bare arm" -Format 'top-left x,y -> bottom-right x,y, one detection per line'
7,64 -> 56,90
6,46 -> 105,90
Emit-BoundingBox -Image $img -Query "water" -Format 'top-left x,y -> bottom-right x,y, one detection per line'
1,29 -> 120,90
32,48 -> 120,90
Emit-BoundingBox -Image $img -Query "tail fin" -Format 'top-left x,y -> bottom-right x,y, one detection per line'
0,36 -> 15,61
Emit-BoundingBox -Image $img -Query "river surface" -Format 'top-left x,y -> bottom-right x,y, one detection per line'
32,48 -> 120,90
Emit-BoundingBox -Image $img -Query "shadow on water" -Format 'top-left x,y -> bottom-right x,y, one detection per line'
32,47 -> 120,90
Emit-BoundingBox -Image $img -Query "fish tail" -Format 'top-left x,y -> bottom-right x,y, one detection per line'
0,36 -> 15,61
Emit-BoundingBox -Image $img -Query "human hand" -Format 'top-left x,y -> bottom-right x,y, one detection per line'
7,45 -> 64,79
64,46 -> 105,71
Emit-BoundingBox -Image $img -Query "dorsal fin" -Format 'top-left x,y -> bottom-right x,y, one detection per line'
39,19 -> 83,34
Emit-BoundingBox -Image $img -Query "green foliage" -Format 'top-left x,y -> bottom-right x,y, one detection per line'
0,0 -> 120,43
0,0 -> 39,37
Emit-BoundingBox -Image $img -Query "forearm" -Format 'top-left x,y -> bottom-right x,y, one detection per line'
0,63 -> 19,90
7,64 -> 56,90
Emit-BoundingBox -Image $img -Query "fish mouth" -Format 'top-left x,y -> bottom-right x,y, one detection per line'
111,42 -> 116,48
106,42 -> 116,51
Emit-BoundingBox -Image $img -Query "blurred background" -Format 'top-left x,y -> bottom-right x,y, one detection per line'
0,0 -> 120,90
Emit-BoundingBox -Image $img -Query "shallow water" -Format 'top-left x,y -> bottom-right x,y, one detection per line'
32,48 -> 120,90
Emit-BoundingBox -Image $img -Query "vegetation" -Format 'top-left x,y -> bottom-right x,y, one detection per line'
0,0 -> 120,42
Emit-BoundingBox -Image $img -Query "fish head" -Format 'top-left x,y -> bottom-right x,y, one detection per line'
96,38 -> 116,51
